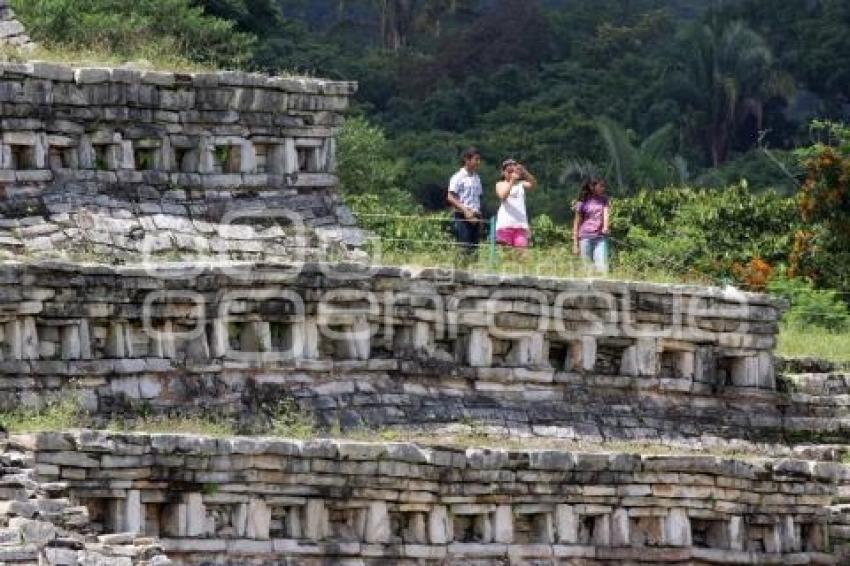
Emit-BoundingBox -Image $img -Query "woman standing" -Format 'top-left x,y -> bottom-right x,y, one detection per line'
572,177 -> 610,273
495,159 -> 536,252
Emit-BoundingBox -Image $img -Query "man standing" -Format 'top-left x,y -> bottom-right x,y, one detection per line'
447,147 -> 483,258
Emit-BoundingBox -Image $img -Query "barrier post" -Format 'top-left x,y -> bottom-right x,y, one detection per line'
489,216 -> 497,270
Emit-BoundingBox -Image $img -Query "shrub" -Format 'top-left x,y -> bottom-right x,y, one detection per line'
13,0 -> 254,67
790,121 -> 850,294
612,184 -> 798,284
768,274 -> 850,332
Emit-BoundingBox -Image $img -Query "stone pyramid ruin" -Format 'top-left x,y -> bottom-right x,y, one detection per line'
0,1 -> 32,50
0,11 -> 849,566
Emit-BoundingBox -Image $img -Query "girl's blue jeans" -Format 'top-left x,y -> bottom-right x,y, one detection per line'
579,236 -> 609,273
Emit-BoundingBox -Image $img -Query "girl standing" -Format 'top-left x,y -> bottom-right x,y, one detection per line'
572,178 -> 610,273
495,159 -> 536,251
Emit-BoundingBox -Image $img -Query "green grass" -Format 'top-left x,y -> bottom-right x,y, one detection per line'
269,398 -> 317,440
316,425 -> 774,460
375,245 -> 711,286
0,404 -> 818,461
0,396 -> 85,433
777,325 -> 850,363
108,415 -> 236,437
0,43 -> 214,73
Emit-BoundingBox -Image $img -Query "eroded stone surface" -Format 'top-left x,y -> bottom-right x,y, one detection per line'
2,431 -> 848,564
0,435 -> 171,565
0,1 -> 32,49
0,59 -> 364,263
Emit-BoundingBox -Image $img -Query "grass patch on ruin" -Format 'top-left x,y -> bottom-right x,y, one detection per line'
269,399 -> 317,440
375,246 -> 709,287
323,424 -> 771,461
0,43 -> 215,73
107,415 -> 237,437
777,325 -> 850,363
0,396 -> 86,433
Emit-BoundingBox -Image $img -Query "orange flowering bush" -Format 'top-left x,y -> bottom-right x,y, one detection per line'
790,122 -> 850,293
732,257 -> 774,291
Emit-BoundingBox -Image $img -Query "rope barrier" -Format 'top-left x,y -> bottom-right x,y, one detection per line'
356,212 -> 850,317
356,212 -> 490,225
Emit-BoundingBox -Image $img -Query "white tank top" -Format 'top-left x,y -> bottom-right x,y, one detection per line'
496,182 -> 528,230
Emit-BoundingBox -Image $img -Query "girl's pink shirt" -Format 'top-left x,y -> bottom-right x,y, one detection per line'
577,195 -> 609,238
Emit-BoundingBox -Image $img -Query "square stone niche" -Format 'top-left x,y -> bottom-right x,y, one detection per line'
47,136 -> 78,169
132,140 -> 161,171
717,351 -> 774,390
172,143 -> 199,173
91,143 -> 120,171
658,340 -> 696,380
295,140 -> 323,173
578,513 -> 611,546
746,524 -> 781,554
491,332 -> 546,368
389,509 -> 429,544
213,144 -> 242,174
451,504 -> 496,543
513,505 -> 555,544
326,504 -> 368,542
227,320 -> 272,357
317,314 -> 371,361
252,142 -> 286,175
629,514 -> 664,547
9,144 -> 37,169
690,518 -> 730,549
800,522 -> 829,553
269,504 -> 307,539
593,338 -> 634,376
547,335 -> 591,372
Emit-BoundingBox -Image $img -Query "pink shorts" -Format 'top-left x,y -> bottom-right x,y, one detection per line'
496,227 -> 530,248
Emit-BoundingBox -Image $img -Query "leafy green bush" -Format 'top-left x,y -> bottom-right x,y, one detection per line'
340,117 -> 455,254
768,275 -> 850,332
13,0 -> 254,66
530,214 -> 569,248
338,116 -> 405,197
789,121 -> 850,295
612,184 -> 799,283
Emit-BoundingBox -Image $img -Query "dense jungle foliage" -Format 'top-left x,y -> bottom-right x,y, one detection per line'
12,0 -> 850,333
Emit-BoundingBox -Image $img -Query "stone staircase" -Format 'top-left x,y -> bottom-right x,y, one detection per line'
0,0 -> 32,49
0,433 -> 170,565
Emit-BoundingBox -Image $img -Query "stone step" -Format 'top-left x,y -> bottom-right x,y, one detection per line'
0,544 -> 39,562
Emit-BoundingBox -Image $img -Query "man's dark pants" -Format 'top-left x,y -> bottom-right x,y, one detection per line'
453,212 -> 481,258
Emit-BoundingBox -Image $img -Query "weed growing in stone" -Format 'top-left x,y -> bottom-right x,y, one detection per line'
0,43 -> 213,73
0,395 -> 85,432
269,399 -> 316,440
108,415 -> 236,437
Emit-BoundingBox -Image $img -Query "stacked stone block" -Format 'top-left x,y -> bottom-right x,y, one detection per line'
0,1 -> 31,49
0,433 -> 171,565
0,62 -> 364,260
0,260 -> 820,446
9,431 -> 850,564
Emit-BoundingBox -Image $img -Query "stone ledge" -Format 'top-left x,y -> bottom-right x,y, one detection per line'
0,61 -> 357,96
10,430 -> 849,563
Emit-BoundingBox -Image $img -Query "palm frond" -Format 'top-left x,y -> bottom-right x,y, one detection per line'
640,124 -> 677,159
560,158 -> 600,185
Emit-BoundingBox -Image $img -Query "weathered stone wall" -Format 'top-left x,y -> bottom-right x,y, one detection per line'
3,260 -> 840,446
0,1 -> 32,49
0,433 -> 171,565
0,62 -> 363,260
10,431 -> 850,565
